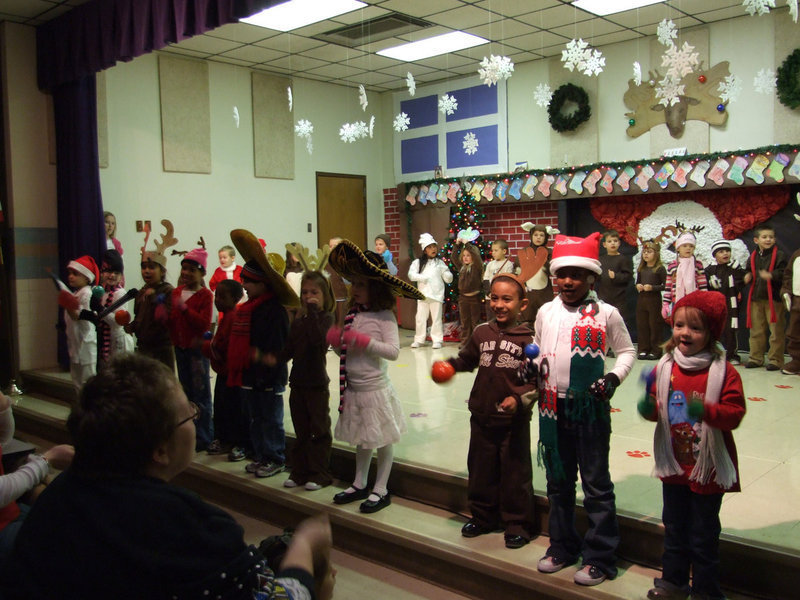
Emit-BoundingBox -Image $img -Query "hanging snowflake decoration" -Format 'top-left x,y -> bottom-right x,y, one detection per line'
369,115 -> 375,139
753,67 -> 777,94
657,19 -> 678,47
478,55 -> 515,86
339,121 -> 368,143
393,112 -> 410,132
656,75 -> 685,107
743,0 -> 775,17
718,74 -> 743,103
790,0 -> 799,23
358,84 -> 368,111
462,132 -> 479,156
661,41 -> 699,79
633,61 -> 642,86
406,72 -> 416,96
287,87 -> 293,111
581,48 -> 605,77
353,120 -> 369,139
439,94 -> 458,115
561,38 -> 590,72
533,83 -> 553,108
294,119 -> 313,155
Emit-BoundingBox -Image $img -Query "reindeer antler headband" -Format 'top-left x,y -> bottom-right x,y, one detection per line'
285,243 -> 331,274
141,219 -> 179,269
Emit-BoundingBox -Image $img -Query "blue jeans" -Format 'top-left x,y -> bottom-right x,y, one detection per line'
545,408 -> 619,578
244,387 -> 285,465
175,347 -> 213,449
0,503 -> 29,565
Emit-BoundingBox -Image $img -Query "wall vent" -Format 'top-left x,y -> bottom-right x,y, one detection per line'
314,13 -> 432,48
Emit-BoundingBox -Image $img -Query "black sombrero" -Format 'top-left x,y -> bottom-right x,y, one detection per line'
328,239 -> 425,300
230,229 -> 300,308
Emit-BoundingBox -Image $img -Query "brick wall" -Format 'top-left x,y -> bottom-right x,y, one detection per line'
481,201 -> 559,254
382,187 -> 401,255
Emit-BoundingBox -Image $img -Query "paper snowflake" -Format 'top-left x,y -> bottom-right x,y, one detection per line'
657,19 -> 678,47
462,132 -> 479,156
339,121 -> 368,143
633,62 -> 642,86
393,112 -> 410,132
581,48 -> 605,77
790,0 -> 799,23
533,83 -> 553,108
753,67 -> 777,94
743,0 -> 775,16
353,120 -> 368,138
369,115 -> 375,138
478,55 -> 514,86
661,41 -> 699,79
287,87 -> 293,111
718,74 -> 743,102
439,94 -> 458,115
561,38 -> 590,72
358,84 -> 368,111
294,119 -> 313,138
656,75 -> 685,107
406,72 -> 416,96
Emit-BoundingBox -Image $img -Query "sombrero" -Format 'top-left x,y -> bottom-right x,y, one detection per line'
230,229 -> 300,307
328,239 -> 425,300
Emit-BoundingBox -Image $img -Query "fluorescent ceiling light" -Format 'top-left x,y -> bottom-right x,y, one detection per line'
241,0 -> 367,32
377,32 -> 488,62
572,0 -> 665,16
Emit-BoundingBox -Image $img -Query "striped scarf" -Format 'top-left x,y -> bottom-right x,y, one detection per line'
338,304 -> 364,413
98,285 -> 122,363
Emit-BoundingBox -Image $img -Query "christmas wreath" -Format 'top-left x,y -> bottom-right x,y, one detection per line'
548,83 -> 591,132
777,48 -> 800,110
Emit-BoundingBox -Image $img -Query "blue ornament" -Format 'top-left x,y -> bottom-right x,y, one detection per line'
524,343 -> 540,359
203,331 -> 213,340
716,103 -> 725,112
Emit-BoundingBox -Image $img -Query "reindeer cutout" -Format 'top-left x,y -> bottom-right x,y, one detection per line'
624,61 -> 730,139
286,243 -> 331,273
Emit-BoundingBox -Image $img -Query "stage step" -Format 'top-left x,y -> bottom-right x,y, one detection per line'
13,371 -> 789,599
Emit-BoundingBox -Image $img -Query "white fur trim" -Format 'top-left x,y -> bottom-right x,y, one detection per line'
550,256 -> 601,275
68,260 -> 95,284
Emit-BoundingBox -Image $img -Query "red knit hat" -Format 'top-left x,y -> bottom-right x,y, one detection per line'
550,232 -> 602,276
182,247 -> 208,273
673,290 -> 727,340
68,255 -> 100,285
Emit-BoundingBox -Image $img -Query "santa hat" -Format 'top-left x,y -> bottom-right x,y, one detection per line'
418,233 -> 437,250
68,255 -> 100,285
182,247 -> 208,273
550,232 -> 602,276
675,231 -> 696,248
673,290 -> 727,340
710,239 -> 731,256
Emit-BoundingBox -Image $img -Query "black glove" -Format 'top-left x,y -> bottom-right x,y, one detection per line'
589,372 -> 620,401
517,357 -> 538,385
78,309 -> 99,325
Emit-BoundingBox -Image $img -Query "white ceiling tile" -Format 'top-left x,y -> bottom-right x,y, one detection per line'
209,56 -> 252,67
219,45 -> 286,63
171,35 -> 243,55
304,63 -> 367,78
474,0 -> 561,18
379,0 -> 464,18
253,33 -> 326,53
549,18 -> 627,41
425,5 -> 494,29
264,54 -> 330,71
502,30 -> 570,53
394,25 -> 453,43
515,5 -> 592,29
205,23 -> 277,45
415,53 -> 475,70
376,63 -> 437,77
344,53 -> 402,70
465,20 -> 541,41
299,45 -> 366,62
328,5 -> 391,24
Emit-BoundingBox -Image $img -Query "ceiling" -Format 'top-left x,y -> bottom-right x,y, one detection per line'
1,0 -> 770,91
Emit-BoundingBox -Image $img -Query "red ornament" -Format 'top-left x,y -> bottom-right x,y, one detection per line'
431,360 -> 455,384
698,74 -> 707,83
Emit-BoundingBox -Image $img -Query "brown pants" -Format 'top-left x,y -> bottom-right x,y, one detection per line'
748,299 -> 786,367
288,385 -> 333,486
459,294 -> 483,346
786,296 -> 800,362
636,292 -> 664,356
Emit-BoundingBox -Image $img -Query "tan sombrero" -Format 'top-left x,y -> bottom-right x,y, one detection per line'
230,229 -> 300,308
328,239 -> 425,300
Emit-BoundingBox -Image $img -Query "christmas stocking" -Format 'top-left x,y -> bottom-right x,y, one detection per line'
554,175 -> 569,196
727,156 -> 748,185
671,161 -> 693,188
406,185 -> 418,205
745,154 -> 769,184
601,168 -> 617,193
418,185 -> 429,205
447,183 -> 460,202
436,182 -> 448,202
707,158 -> 730,186
788,152 -> 800,180
583,169 -> 602,194
634,165 -> 655,192
690,160 -> 710,187
616,165 -> 636,191
767,153 -> 790,182
654,162 -> 675,189
537,175 -> 555,197
482,180 -> 497,201
522,175 -> 538,197
569,171 -> 587,194
495,180 -> 509,201
426,183 -> 439,203
469,180 -> 484,202
509,177 -> 524,200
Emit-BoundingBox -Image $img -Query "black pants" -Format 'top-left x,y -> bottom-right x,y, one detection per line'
213,378 -> 250,448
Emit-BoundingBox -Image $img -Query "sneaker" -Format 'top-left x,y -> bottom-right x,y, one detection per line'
207,440 -> 230,455
765,364 -> 780,371
537,555 -> 570,574
283,478 -> 298,488
228,447 -> 247,462
574,565 -> 606,586
638,352 -> 648,360
245,461 -> 261,473
647,583 -> 690,600
781,360 -> 800,375
255,462 -> 286,478
432,342 -> 442,349
410,342 -> 422,348
305,482 -> 323,491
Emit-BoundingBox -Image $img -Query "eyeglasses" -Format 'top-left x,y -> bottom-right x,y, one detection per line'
174,402 -> 201,429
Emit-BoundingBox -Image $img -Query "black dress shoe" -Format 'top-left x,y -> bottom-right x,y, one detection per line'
359,492 -> 391,513
504,534 -> 529,549
461,520 -> 495,538
333,486 -> 369,505
766,364 -> 780,371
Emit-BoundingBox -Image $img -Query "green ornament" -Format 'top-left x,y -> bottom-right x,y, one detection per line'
628,118 -> 636,126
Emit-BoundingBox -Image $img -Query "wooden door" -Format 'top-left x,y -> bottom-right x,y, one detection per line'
316,172 -> 366,249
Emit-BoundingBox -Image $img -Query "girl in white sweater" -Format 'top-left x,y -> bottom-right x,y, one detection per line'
408,233 -> 454,349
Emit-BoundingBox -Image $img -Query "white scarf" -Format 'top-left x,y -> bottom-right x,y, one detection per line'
222,262 -> 237,279
675,256 -> 697,302
653,348 -> 737,489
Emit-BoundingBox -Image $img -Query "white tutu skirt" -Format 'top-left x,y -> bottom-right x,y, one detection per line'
334,383 -> 406,449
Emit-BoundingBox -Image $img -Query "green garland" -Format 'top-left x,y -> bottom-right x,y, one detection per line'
777,48 -> 800,110
548,83 -> 591,133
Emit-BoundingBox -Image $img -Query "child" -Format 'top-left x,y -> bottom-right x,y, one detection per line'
209,245 -> 242,292
441,273 -> 536,550
169,246 -> 214,452
326,240 -> 425,513
60,255 -> 100,392
228,229 -> 298,478
203,279 -> 250,461
705,239 -> 747,365
326,237 -> 349,327
408,233 -> 453,349
744,224 -> 787,370
283,243 -> 304,298
636,240 -> 667,360
531,232 -> 635,586
482,239 -> 515,298
518,223 -> 554,328
663,231 -> 707,320
781,243 -> 800,375
97,250 -> 134,368
638,290 -> 745,600
451,239 -> 484,347
597,230 -> 633,324
374,234 -> 397,276
104,211 -> 123,256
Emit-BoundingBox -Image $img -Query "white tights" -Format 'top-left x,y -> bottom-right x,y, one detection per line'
353,444 -> 394,496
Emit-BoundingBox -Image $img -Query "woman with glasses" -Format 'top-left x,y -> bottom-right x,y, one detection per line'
2,354 -> 333,600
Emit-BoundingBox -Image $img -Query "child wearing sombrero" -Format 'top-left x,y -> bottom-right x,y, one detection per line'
326,240 -> 425,513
